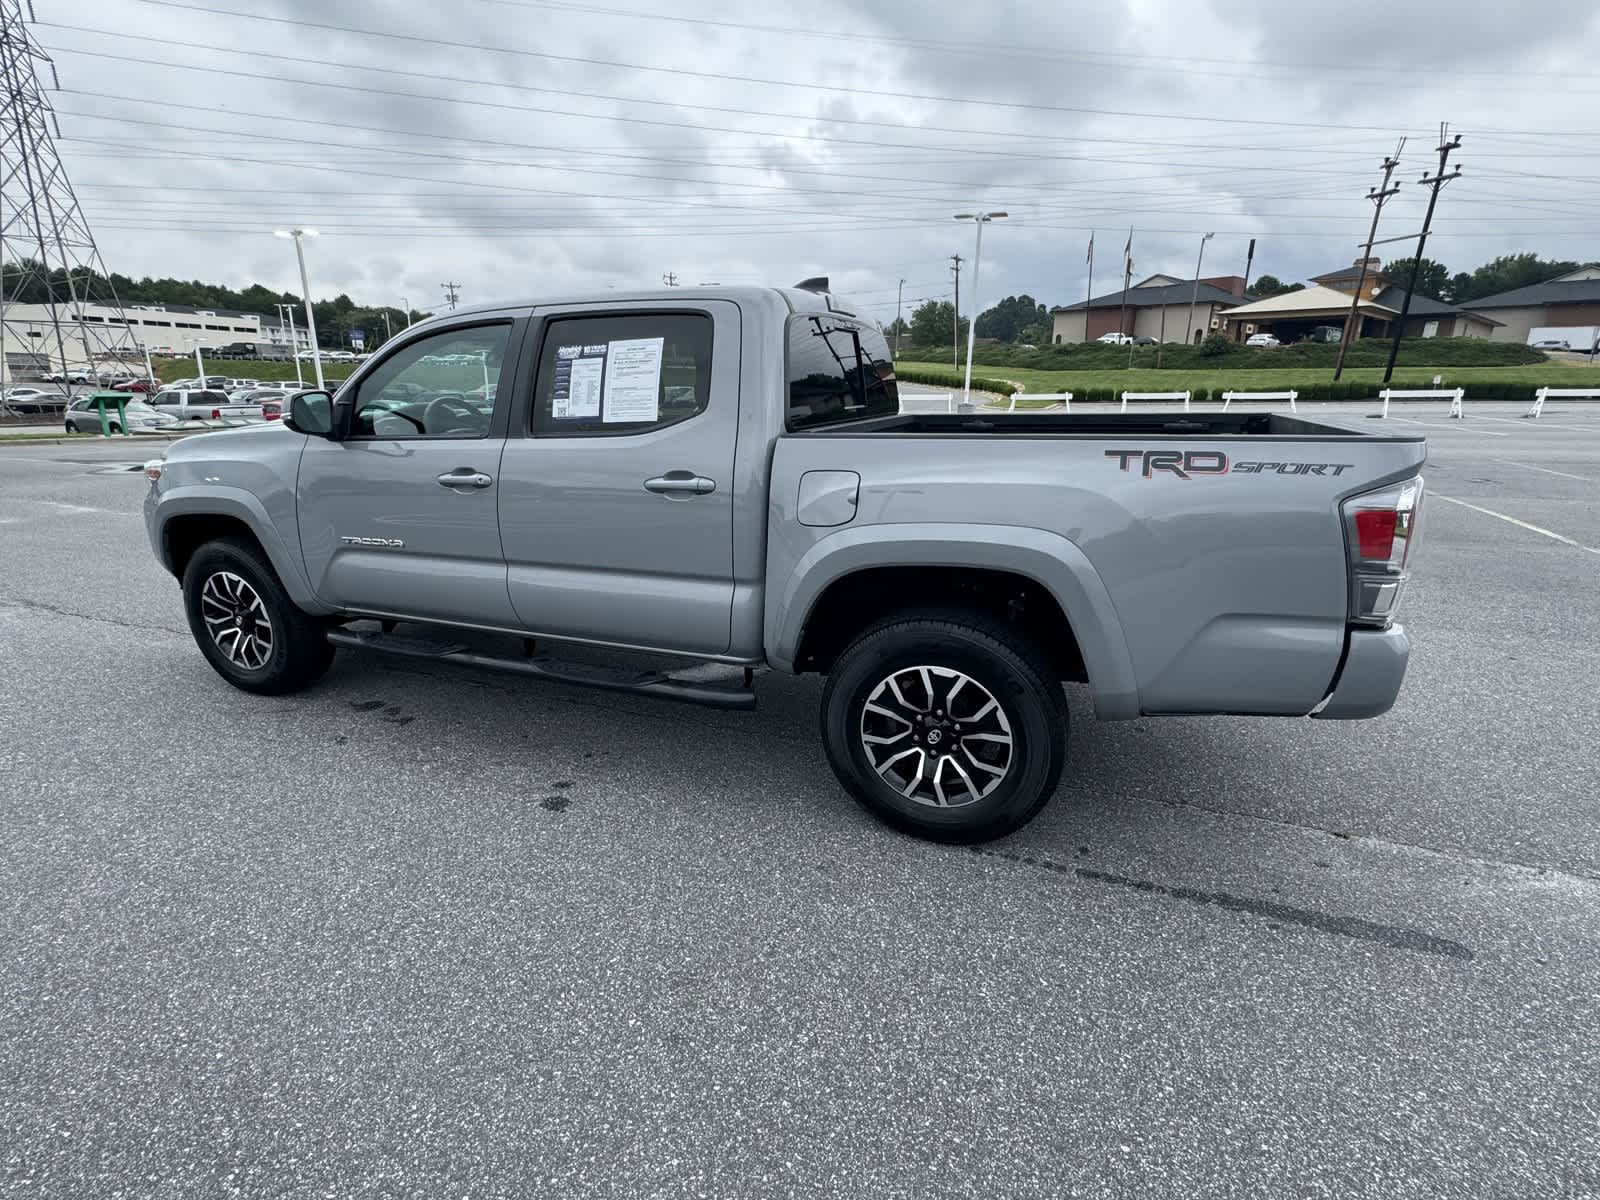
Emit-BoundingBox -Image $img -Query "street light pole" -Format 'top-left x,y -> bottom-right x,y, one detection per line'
953,211 -> 1007,407
277,303 -> 304,388
1185,232 -> 1215,349
402,296 -> 412,328
274,228 -> 324,390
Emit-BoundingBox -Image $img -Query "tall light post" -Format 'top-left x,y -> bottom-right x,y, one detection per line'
953,210 -> 1007,408
1185,232 -> 1215,348
401,296 -> 412,328
274,228 -> 324,390
276,302 -> 303,388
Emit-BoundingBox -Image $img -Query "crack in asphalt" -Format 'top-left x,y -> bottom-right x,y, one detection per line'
0,595 -> 187,638
970,846 -> 1476,962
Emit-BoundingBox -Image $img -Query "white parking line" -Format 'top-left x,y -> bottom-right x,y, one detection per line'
1488,458 -> 1596,483
1473,414 -> 1596,434
1382,415 -> 1509,437
1431,494 -> 1600,555
31,500 -> 134,517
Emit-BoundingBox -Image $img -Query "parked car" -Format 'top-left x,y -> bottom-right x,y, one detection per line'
64,396 -> 179,434
45,368 -> 93,384
1531,338 -> 1571,351
1246,333 -> 1282,348
143,283 -> 1427,843
1095,332 -> 1134,345
2,387 -> 71,414
1131,336 -> 1158,346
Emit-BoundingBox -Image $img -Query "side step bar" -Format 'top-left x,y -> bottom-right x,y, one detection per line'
326,628 -> 757,711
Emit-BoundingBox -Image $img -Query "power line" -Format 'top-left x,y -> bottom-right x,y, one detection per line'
463,0 -> 1600,86
113,0 -> 1549,135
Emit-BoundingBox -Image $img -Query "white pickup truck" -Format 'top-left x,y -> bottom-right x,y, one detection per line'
147,388 -> 264,422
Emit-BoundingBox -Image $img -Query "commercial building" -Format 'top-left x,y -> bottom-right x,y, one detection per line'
1459,266 -> 1600,344
1050,274 -> 1248,345
1214,258 -> 1499,343
0,300 -> 312,380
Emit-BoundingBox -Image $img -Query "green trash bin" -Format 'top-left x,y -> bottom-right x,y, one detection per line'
82,390 -> 133,437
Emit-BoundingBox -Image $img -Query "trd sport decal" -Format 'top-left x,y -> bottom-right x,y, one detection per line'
1105,450 -> 1356,479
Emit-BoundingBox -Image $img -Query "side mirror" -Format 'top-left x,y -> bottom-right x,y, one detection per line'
285,390 -> 335,437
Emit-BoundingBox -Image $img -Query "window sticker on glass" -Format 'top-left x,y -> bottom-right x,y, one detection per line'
601,336 -> 664,423
552,342 -> 608,420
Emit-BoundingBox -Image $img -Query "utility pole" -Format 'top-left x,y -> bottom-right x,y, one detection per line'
1185,231 -> 1215,350
661,272 -> 678,287
441,281 -> 461,309
1242,237 -> 1256,297
0,0 -> 141,385
1382,126 -> 1461,385
1119,230 -> 1134,368
1083,231 -> 1094,345
894,278 -> 904,357
1334,140 -> 1405,382
949,254 -> 963,369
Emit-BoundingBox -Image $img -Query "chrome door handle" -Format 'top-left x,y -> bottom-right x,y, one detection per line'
644,473 -> 716,496
437,470 -> 493,489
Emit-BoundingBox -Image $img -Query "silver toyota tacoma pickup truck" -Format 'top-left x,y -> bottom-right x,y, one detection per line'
144,283 -> 1425,841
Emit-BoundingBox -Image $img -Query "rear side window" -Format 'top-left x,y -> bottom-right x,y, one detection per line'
786,315 -> 898,430
532,312 -> 712,436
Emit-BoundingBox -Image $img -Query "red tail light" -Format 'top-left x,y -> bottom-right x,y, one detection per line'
1341,477 -> 1423,627
211,408 -> 222,419
1353,508 -> 1398,561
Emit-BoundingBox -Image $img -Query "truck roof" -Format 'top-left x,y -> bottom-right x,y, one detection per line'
420,285 -> 873,325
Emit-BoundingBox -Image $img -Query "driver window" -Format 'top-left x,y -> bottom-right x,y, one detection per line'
351,323 -> 511,439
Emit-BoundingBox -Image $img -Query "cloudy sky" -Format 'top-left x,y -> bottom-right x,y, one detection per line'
34,0 -> 1600,323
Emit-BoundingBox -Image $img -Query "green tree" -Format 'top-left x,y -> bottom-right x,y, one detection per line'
974,294 -> 1048,343
1383,256 -> 1452,302
1452,253 -> 1580,303
909,299 -> 967,348
1249,274 -> 1302,298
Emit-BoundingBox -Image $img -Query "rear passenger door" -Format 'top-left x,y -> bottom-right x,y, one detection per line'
497,302 -> 740,655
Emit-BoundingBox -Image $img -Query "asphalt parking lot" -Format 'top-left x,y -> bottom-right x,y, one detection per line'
2,403 -> 1598,1198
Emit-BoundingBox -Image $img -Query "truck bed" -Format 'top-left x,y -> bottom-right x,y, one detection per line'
805,411 -> 1416,440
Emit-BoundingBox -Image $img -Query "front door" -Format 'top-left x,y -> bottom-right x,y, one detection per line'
497,302 -> 739,655
295,318 -> 523,628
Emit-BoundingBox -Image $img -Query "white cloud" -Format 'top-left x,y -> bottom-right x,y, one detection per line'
36,0 -> 1600,320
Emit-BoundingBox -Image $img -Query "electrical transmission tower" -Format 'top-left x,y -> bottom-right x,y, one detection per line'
441,281 -> 461,309
0,0 -> 141,385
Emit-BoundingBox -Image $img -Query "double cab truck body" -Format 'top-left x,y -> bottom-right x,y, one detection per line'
145,284 -> 1425,841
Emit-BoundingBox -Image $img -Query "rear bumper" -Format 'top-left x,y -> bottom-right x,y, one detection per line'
1312,624 -> 1410,720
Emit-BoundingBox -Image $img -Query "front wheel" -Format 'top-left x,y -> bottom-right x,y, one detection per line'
181,537 -> 335,695
820,609 -> 1068,843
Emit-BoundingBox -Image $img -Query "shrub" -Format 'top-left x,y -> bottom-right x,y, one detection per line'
893,364 -> 1017,398
1195,332 -> 1232,358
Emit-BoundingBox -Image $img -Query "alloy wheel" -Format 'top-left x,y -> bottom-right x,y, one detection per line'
200,571 -> 274,670
858,665 -> 1015,808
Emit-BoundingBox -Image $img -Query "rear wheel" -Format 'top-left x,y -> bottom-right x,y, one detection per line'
820,609 -> 1068,843
181,537 -> 334,695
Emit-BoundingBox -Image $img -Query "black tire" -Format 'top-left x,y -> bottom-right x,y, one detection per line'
63,420 -> 76,433
820,608 -> 1068,843
181,536 -> 335,695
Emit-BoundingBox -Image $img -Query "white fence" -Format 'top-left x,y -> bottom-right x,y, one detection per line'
1378,387 -> 1464,419
1528,387 -> 1600,418
1120,390 -> 1190,413
1008,391 -> 1073,412
1220,389 -> 1297,413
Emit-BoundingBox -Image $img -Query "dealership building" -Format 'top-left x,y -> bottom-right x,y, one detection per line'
1,300 -> 312,380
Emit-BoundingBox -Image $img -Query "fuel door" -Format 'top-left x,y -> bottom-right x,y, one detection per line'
797,470 -> 860,528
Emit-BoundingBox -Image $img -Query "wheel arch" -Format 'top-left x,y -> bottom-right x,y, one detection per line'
155,488 -> 329,613
769,523 -> 1140,720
